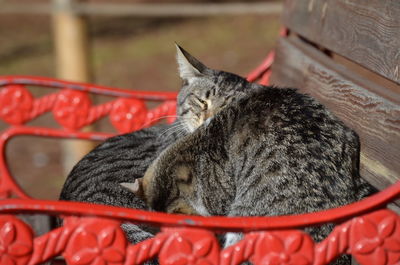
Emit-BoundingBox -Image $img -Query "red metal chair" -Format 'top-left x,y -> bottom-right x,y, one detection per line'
0,43 -> 399,265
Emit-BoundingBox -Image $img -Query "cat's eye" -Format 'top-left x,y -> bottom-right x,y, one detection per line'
193,96 -> 208,110
203,101 -> 208,111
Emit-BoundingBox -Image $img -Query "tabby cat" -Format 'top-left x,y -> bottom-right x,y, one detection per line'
129,46 -> 375,264
59,123 -> 183,244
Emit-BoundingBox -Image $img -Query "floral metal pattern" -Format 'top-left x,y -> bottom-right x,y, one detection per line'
351,210 -> 400,265
110,98 -> 148,133
159,229 -> 220,265
252,231 -> 314,265
64,218 -> 127,265
0,78 -> 177,134
0,85 -> 33,125
53,89 -> 92,130
0,216 -> 33,265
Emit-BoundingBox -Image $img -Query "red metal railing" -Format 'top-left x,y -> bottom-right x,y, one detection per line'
0,48 -> 399,265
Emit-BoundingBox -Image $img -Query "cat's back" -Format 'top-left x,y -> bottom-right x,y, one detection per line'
217,86 -> 361,214
229,86 -> 357,150
59,123 -> 178,207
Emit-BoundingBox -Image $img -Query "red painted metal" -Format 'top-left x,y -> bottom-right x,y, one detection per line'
0,216 -> 33,265
246,27 -> 288,85
246,51 -> 275,84
0,209 -> 399,265
0,182 -> 399,231
0,76 -> 177,133
0,75 -> 178,100
0,49 -> 399,264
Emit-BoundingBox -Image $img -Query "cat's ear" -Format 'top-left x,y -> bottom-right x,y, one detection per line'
175,44 -> 208,80
120,180 -> 145,200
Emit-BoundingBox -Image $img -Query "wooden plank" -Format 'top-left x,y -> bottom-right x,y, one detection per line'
0,2 -> 282,16
270,37 -> 400,190
282,0 -> 400,84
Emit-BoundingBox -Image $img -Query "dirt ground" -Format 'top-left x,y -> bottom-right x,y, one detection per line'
0,12 -> 280,200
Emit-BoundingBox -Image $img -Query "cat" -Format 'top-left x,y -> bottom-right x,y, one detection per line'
58,44 -> 228,245
59,123 -> 183,244
128,46 -> 376,264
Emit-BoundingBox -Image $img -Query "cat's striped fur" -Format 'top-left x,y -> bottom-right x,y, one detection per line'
134,46 -> 376,264
59,123 -> 182,244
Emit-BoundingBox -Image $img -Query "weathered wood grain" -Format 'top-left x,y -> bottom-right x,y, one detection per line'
282,0 -> 400,84
270,37 -> 400,190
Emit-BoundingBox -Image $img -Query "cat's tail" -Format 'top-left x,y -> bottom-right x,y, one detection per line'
121,222 -> 155,243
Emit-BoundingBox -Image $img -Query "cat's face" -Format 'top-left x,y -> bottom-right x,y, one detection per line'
128,126 -> 213,216
133,149 -> 203,215
124,46 -> 252,215
175,45 -> 248,132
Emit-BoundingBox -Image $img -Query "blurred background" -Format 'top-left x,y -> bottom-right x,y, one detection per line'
0,0 -> 281,200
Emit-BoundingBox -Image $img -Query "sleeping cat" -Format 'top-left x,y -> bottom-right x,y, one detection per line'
58,44 -> 228,245
58,44 -> 239,243
129,46 -> 376,264
59,123 -> 183,244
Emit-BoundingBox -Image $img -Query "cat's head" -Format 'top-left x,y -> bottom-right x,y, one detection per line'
175,44 -> 250,132
123,147 -> 202,215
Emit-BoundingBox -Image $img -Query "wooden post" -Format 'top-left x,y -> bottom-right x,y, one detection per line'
52,0 -> 96,176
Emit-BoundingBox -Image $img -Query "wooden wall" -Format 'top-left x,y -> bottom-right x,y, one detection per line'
271,0 -> 400,190
281,0 -> 400,84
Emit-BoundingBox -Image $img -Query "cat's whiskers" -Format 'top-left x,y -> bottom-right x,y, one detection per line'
159,120 -> 186,138
159,119 -> 192,139
174,126 -> 189,139
159,125 -> 180,137
164,123 -> 188,138
142,115 -> 181,128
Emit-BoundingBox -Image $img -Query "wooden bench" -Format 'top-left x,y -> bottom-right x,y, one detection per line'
0,1 -> 399,264
271,0 -> 400,192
